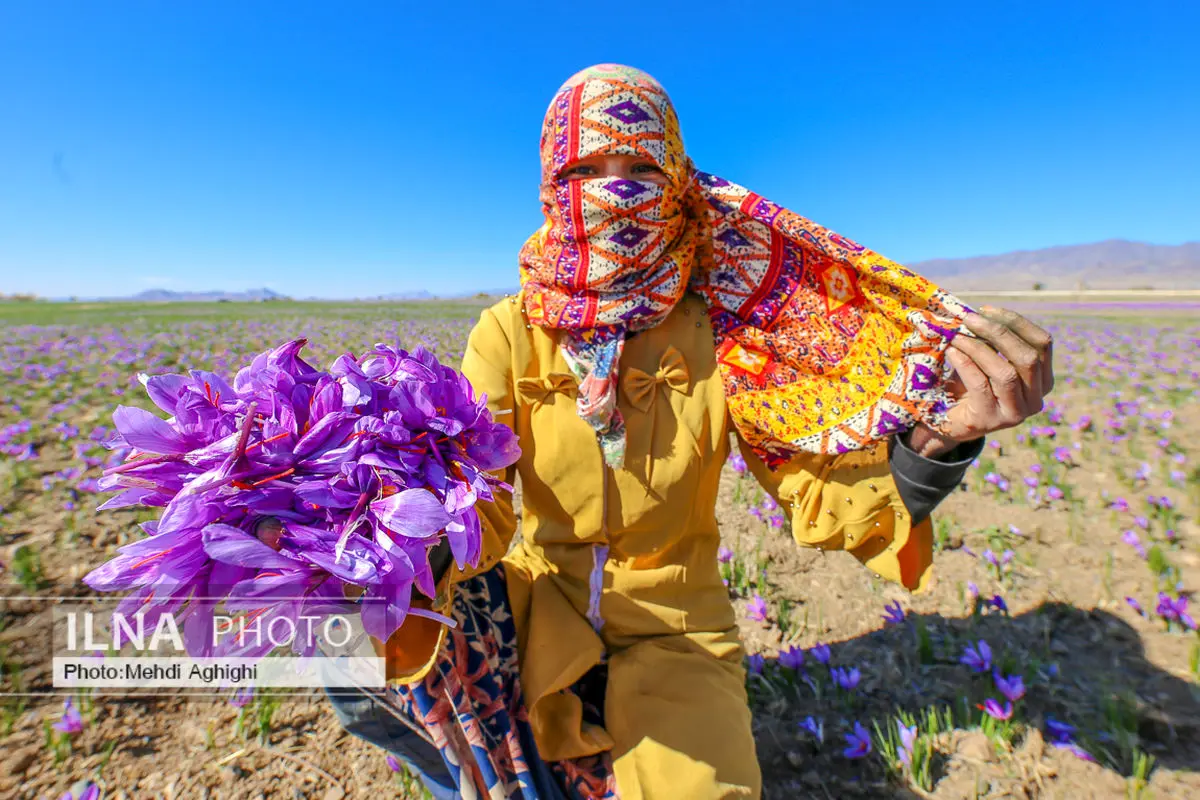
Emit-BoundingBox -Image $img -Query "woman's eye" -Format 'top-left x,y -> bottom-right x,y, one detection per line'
563,166 -> 593,178
632,163 -> 662,174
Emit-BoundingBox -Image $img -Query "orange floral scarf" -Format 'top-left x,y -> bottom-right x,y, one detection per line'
519,64 -> 971,468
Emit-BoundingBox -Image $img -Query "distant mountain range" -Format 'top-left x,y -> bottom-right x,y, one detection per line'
909,239 -> 1200,291
124,287 -> 290,302
58,240 -> 1199,302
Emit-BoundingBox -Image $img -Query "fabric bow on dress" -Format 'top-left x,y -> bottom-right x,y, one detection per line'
517,374 -> 579,409
620,346 -> 690,483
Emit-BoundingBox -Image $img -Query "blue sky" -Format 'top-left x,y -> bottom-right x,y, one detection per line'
1,1 -> 1197,299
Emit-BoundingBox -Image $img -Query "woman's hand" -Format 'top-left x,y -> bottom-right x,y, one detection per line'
905,306 -> 1054,458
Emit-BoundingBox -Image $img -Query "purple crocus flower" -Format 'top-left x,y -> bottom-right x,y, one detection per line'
985,594 -> 1009,614
778,645 -> 805,671
1045,717 -> 1075,743
52,698 -> 84,735
230,687 -> 254,708
83,340 -> 522,654
799,715 -> 824,743
746,653 -> 765,675
1110,497 -> 1130,512
1122,530 -> 1147,559
746,593 -> 768,622
1157,593 -> 1196,629
979,698 -> 1013,721
386,754 -> 403,772
808,643 -> 831,665
1126,596 -> 1145,616
993,670 -> 1025,702
59,786 -> 100,800
728,453 -> 748,475
882,600 -> 906,625
831,666 -> 861,691
897,721 -> 918,767
843,722 -> 873,759
717,546 -> 734,564
960,640 -> 993,673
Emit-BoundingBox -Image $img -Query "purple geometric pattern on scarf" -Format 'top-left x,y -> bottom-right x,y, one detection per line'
605,179 -> 651,200
717,228 -> 750,249
609,226 -> 650,248
603,100 -> 652,125
910,364 -> 937,391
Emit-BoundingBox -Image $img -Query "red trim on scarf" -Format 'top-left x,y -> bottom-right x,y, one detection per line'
567,85 -> 591,292
737,228 -> 785,318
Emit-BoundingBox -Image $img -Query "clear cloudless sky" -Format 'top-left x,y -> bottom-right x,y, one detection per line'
1,1 -> 1197,299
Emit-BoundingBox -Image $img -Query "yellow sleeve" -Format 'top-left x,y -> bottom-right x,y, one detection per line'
737,435 -> 933,592
379,305 -> 520,684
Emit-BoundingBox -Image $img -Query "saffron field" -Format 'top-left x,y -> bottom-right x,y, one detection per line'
0,299 -> 1198,799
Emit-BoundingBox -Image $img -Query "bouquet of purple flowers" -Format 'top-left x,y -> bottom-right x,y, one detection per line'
85,339 -> 520,659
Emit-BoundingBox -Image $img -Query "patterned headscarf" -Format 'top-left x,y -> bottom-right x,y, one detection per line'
519,64 -> 970,469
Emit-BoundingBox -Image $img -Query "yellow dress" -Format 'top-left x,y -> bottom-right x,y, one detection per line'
379,290 -> 933,799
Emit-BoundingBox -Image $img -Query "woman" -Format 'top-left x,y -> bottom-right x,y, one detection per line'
318,64 -> 1053,799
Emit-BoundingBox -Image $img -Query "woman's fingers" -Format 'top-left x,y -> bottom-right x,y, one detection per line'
944,346 -> 997,436
980,306 -> 1054,396
948,334 -> 1027,425
963,310 -> 1044,403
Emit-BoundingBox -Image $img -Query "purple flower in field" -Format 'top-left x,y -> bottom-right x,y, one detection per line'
979,698 -> 1013,721
778,645 -> 805,671
960,640 -> 992,673
897,721 -> 918,767
1001,549 -> 1014,567
767,513 -> 785,529
1008,524 -> 1022,536
1165,529 -> 1178,543
799,715 -> 824,743
808,643 -> 831,665
230,687 -> 254,708
58,785 -> 100,800
967,581 -> 979,599
985,594 -> 1008,614
1134,463 -> 1152,481
993,670 -> 1026,702
984,472 -> 1001,486
882,600 -> 906,625
1045,485 -> 1064,501
717,546 -> 734,564
1109,497 -> 1130,512
831,666 -> 861,691
760,495 -> 778,512
982,549 -> 999,567
1045,717 -> 1075,743
996,478 -> 1010,492
1023,476 -> 1039,489
386,754 -> 403,772
728,453 -> 748,475
746,593 -> 768,622
749,506 -> 764,521
1156,593 -> 1196,629
1029,463 -> 1043,475
746,653 -> 765,676
1053,446 -> 1073,464
52,698 -> 84,735
1126,596 -> 1145,616
1058,742 -> 1097,762
1134,516 -> 1150,530
1122,530 -> 1147,559
843,722 -> 873,759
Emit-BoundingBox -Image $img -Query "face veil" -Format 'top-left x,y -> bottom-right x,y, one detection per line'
519,63 -> 972,469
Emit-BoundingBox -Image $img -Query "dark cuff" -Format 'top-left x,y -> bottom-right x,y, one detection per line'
888,434 -> 985,524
